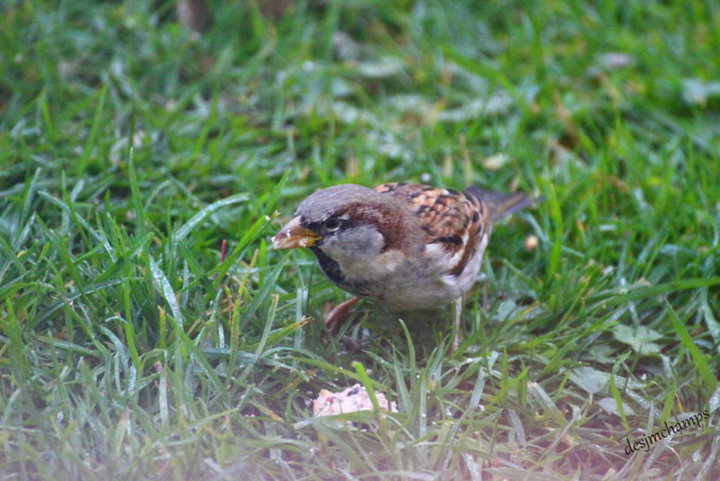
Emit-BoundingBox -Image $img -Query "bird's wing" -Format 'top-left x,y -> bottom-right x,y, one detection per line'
375,182 -> 490,275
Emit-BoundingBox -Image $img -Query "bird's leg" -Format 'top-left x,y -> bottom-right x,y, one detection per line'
325,296 -> 361,335
481,282 -> 490,310
452,296 -> 463,352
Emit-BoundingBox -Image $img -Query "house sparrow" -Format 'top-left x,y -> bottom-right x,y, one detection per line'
272,182 -> 536,349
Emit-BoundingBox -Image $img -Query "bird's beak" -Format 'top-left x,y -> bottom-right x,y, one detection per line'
271,216 -> 321,250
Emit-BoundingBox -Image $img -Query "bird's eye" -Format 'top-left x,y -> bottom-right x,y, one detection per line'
324,218 -> 342,232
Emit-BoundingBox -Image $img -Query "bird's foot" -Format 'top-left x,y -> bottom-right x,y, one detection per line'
325,296 -> 361,335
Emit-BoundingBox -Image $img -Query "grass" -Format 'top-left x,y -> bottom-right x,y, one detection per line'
1,0 -> 719,479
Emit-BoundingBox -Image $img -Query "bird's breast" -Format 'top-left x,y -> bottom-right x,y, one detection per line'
312,241 -> 487,310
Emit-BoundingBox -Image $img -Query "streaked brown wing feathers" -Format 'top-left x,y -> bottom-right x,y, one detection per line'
374,183 -> 489,266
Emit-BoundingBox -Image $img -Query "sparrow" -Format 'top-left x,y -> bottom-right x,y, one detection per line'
272,182 -> 536,349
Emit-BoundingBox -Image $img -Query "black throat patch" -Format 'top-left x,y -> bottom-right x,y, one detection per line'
309,247 -> 371,296
310,247 -> 344,284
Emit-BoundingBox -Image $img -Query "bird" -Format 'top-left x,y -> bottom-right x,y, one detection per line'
271,182 -> 536,350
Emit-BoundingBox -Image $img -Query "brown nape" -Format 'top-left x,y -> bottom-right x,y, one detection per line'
332,202 -> 415,253
375,182 -> 475,245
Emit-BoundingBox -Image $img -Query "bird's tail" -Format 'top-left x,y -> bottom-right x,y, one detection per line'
466,187 -> 539,222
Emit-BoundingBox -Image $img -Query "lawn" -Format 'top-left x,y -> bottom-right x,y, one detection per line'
1,0 -> 719,480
